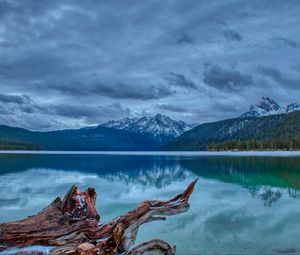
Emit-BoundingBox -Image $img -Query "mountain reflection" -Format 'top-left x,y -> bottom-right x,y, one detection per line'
0,154 -> 300,210
247,186 -> 282,206
103,165 -> 193,188
179,156 -> 300,206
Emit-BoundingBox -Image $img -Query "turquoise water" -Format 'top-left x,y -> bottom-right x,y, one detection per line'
0,153 -> 300,254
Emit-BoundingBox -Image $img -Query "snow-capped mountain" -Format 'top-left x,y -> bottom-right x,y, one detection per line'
240,97 -> 300,118
101,114 -> 197,143
286,103 -> 300,113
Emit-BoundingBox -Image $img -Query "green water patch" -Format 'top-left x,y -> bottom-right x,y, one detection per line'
180,156 -> 300,190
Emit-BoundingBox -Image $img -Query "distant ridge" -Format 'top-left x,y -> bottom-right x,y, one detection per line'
0,114 -> 197,151
161,110 -> 300,151
240,97 -> 300,118
100,113 -> 197,145
0,124 -> 158,151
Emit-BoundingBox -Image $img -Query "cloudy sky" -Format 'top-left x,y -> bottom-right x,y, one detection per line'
0,0 -> 300,130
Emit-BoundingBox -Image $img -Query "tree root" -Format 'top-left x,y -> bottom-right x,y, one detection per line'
0,178 -> 198,255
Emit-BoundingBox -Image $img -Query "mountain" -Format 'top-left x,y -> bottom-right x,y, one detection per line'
161,111 -> 300,151
286,103 -> 300,113
101,113 -> 197,145
0,125 -> 158,151
1,100 -> 299,151
0,114 -> 196,150
240,97 -> 300,117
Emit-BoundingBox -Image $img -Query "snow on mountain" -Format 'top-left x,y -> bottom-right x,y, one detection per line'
101,114 -> 197,141
286,103 -> 300,113
240,97 -> 300,118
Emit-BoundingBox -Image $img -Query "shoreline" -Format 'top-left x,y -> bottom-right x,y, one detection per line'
0,150 -> 300,157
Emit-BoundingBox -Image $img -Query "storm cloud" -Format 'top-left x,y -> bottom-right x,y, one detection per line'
272,37 -> 300,48
156,103 -> 187,113
258,66 -> 300,89
0,0 -> 299,129
223,29 -> 243,41
0,94 -> 30,105
51,103 -> 131,122
203,65 -> 253,91
165,72 -> 198,91
47,82 -> 174,100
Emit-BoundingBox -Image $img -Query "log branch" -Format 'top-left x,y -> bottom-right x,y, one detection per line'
122,239 -> 176,255
0,178 -> 198,255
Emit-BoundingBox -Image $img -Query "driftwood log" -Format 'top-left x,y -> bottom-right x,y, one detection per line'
0,178 -> 198,255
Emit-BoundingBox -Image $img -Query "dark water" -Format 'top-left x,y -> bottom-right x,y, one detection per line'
0,153 -> 300,254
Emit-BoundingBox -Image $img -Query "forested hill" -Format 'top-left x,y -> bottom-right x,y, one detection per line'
161,111 -> 300,151
0,113 -> 195,151
0,125 -> 158,151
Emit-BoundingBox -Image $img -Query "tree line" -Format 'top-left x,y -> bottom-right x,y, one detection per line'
207,139 -> 300,151
0,140 -> 40,150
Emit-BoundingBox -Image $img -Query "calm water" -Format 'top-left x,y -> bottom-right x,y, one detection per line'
1,153 -> 300,254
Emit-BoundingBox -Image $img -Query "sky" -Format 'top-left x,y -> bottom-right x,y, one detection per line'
0,0 -> 300,130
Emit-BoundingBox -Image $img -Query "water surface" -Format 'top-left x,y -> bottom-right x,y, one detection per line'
0,153 -> 300,254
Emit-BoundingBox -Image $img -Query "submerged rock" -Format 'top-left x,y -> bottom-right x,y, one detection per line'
274,246 -> 297,254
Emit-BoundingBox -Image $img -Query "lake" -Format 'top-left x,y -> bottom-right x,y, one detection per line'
1,152 -> 300,254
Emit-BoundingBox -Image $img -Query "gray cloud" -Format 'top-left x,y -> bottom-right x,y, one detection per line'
0,94 -> 44,118
0,94 -> 30,104
0,93 -> 131,129
91,83 -> 174,100
51,103 -> 131,121
52,105 -> 101,119
203,65 -> 253,91
156,104 -> 187,113
165,72 -> 198,91
47,82 -> 174,100
210,102 -> 243,114
0,0 -> 299,128
272,37 -> 300,48
176,34 -> 194,45
223,29 -> 243,41
258,66 -> 300,89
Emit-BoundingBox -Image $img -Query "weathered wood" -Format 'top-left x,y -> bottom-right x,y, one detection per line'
0,178 -> 198,255
0,186 -> 100,248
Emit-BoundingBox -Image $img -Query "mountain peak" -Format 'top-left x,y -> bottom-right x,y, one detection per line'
258,97 -> 281,112
101,114 -> 197,143
286,103 -> 300,113
241,97 -> 300,118
241,97 -> 284,118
